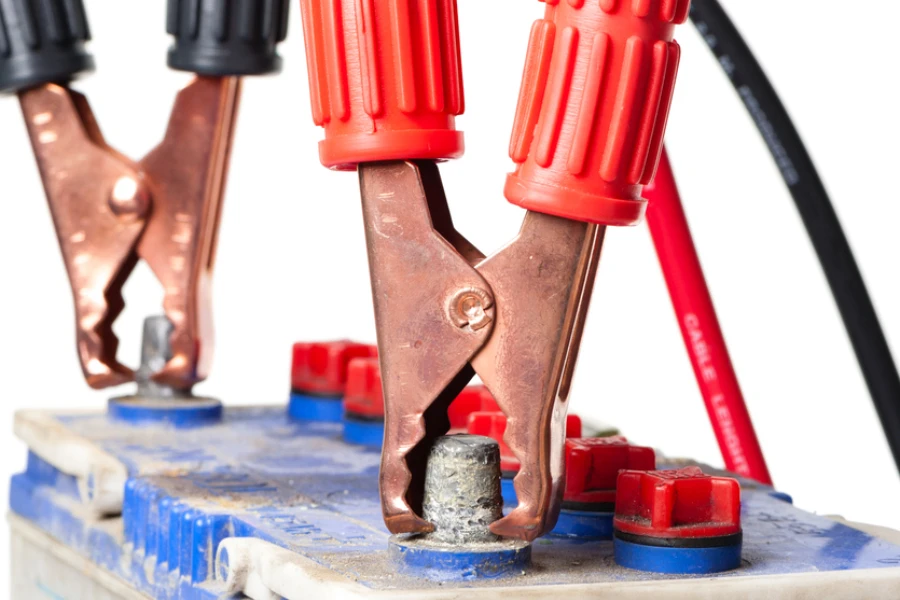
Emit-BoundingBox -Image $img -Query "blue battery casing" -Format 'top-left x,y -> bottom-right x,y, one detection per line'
10,407 -> 900,599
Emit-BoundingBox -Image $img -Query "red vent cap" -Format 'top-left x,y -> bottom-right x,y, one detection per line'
291,341 -> 376,396
343,357 -> 383,418
447,386 -> 500,430
614,466 -> 741,539
564,436 -> 655,506
467,411 -> 582,473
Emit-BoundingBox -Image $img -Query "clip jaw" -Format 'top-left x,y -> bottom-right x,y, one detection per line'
19,85 -> 147,388
362,161 -> 605,540
135,76 -> 241,389
19,77 -> 240,390
359,161 -> 494,534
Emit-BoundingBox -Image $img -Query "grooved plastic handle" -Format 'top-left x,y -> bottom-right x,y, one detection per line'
299,0 -> 465,170
505,0 -> 690,226
0,0 -> 94,94
167,0 -> 290,76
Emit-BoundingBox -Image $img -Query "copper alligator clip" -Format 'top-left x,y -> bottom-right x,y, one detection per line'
301,0 -> 690,540
2,0 -> 289,390
360,161 -> 605,540
19,77 -> 239,390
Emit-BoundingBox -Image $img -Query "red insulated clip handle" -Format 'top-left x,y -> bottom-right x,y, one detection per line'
299,0 -> 465,170
505,0 -> 690,226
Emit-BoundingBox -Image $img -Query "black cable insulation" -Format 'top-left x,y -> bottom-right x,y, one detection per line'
688,0 -> 900,475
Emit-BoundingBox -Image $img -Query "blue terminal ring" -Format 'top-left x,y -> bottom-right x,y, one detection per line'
500,475 -> 518,507
342,414 -> 384,447
390,534 -> 531,581
551,509 -> 615,540
613,530 -> 743,574
108,396 -> 223,428
288,391 -> 344,422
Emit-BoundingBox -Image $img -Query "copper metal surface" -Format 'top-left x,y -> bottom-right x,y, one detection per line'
360,161 -> 493,534
19,77 -> 241,390
471,215 -> 604,540
20,85 -> 148,388
137,76 -> 240,389
359,161 -> 605,542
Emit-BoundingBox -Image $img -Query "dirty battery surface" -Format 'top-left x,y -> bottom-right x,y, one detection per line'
9,406 -> 900,599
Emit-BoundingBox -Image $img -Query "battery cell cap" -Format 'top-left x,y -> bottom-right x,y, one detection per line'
564,437 -> 655,507
447,386 -> 499,430
468,411 -> 582,474
343,357 -> 383,418
290,341 -> 376,396
614,466 -> 741,540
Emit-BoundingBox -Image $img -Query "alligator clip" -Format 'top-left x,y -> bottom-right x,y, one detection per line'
2,0 -> 289,390
18,77 -> 239,390
301,0 -> 689,540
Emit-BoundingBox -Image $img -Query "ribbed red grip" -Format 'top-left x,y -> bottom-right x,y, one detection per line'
299,0 -> 465,170
505,0 -> 689,225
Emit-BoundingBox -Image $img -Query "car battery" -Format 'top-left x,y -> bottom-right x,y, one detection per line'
9,398 -> 900,599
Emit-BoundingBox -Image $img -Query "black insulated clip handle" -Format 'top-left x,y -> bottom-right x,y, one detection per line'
0,0 -> 94,94
167,0 -> 290,76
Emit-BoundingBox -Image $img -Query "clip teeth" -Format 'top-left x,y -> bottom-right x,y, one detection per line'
81,349 -> 134,390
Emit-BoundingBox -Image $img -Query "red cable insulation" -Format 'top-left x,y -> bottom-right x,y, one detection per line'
644,147 -> 772,484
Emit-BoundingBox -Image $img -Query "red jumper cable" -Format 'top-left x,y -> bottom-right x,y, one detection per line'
645,148 -> 771,484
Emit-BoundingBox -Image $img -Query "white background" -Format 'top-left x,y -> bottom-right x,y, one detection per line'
1,0 -> 898,590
